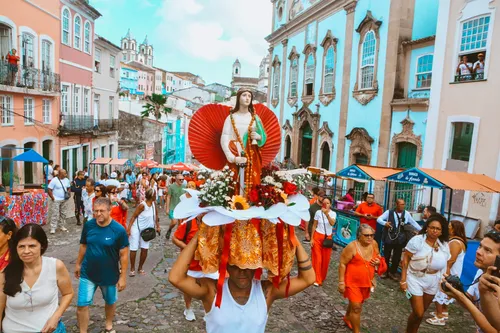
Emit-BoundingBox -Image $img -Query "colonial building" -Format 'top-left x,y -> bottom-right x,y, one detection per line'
231,56 -> 270,94
266,0 -> 438,173
92,35 -> 121,175
422,0 -> 499,234
0,0 -> 61,185
120,29 -> 153,67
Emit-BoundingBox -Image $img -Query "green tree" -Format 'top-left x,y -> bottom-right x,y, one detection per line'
141,93 -> 172,119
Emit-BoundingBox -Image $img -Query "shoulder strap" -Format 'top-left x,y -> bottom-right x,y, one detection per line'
183,220 -> 192,244
58,178 -> 67,194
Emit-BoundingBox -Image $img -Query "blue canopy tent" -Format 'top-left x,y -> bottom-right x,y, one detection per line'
1,148 -> 48,195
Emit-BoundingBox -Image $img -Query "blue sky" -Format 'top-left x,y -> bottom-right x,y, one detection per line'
91,0 -> 273,86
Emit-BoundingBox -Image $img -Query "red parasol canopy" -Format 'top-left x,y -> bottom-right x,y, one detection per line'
168,162 -> 193,172
135,160 -> 158,168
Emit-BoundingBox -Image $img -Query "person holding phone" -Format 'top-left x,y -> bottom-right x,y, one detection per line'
400,214 -> 450,333
311,197 -> 337,286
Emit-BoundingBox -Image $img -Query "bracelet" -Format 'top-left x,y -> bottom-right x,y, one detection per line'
298,264 -> 312,271
400,281 -> 407,285
338,282 -> 345,285
298,258 -> 310,264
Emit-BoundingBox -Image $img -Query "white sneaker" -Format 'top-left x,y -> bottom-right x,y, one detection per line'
50,229 -> 56,234
184,308 -> 196,321
60,226 -> 68,232
313,283 -> 319,287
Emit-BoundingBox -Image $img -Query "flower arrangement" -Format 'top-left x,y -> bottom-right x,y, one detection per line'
199,166 -> 235,208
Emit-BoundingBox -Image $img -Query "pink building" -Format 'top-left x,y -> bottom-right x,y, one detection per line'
0,0 -> 60,185
58,0 -> 101,176
127,60 -> 154,99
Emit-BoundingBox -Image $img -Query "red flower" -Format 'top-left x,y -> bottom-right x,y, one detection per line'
283,182 -> 297,195
249,189 -> 259,203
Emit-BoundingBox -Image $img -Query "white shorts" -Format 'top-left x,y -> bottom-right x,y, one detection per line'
158,189 -> 164,197
407,272 -> 441,296
129,223 -> 152,251
187,270 -> 219,280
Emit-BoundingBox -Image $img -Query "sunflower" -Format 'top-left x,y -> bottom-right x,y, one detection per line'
231,195 -> 250,210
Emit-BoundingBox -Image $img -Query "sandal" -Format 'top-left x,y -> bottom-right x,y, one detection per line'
105,329 -> 116,333
426,316 -> 446,326
343,316 -> 353,330
430,312 -> 449,320
129,271 -> 136,277
138,269 -> 146,276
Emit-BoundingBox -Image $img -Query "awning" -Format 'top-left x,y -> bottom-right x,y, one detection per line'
90,157 -> 113,165
12,149 -> 48,163
168,162 -> 193,171
108,158 -> 129,166
337,164 -> 402,181
386,167 -> 500,193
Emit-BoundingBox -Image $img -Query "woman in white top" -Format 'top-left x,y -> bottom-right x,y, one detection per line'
400,214 -> 450,333
82,178 -> 96,222
127,188 -> 160,277
311,197 -> 337,286
0,224 -> 73,333
427,220 -> 467,326
168,233 -> 316,333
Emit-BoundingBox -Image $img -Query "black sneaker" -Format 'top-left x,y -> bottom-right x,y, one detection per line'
302,238 -> 310,244
165,229 -> 172,240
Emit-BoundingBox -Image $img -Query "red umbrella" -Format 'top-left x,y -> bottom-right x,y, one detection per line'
135,160 -> 158,168
168,162 -> 193,172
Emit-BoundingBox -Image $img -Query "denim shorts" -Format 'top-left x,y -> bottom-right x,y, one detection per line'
77,277 -> 118,306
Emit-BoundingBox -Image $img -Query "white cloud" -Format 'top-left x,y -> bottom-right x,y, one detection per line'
155,0 -> 272,68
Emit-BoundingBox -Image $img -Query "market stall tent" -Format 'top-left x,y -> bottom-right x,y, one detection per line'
10,149 -> 48,195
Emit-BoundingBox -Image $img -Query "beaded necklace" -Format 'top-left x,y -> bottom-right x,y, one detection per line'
230,111 -> 256,197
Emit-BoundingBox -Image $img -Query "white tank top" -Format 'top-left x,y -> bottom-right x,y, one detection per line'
3,257 -> 59,333
449,239 -> 466,277
205,278 -> 268,333
135,201 -> 155,230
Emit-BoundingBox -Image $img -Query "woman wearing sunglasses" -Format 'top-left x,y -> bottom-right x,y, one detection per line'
401,214 -> 450,333
0,224 -> 73,333
338,224 -> 383,332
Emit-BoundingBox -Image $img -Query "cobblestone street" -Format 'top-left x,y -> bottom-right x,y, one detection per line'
44,209 -> 476,332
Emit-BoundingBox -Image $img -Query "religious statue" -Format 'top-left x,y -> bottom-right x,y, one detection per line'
220,89 -> 267,195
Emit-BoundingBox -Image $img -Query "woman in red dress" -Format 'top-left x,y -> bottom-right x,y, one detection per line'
0,216 -> 17,271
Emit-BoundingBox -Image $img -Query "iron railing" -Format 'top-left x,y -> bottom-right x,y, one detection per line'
94,118 -> 118,131
0,61 -> 60,93
59,115 -> 94,132
454,72 -> 485,82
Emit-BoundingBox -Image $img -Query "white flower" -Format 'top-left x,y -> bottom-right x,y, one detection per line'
264,176 -> 274,184
223,165 -> 230,170
275,183 -> 283,189
225,196 -> 231,201
230,172 -> 235,177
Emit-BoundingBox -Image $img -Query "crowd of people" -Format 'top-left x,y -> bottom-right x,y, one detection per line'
0,163 -> 499,332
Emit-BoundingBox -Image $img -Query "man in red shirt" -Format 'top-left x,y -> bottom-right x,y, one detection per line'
172,215 -> 218,322
354,193 -> 382,230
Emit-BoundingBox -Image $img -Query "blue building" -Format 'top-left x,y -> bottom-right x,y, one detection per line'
266,0 -> 439,173
119,65 -> 138,95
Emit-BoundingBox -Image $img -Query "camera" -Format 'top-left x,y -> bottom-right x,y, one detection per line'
441,275 -> 465,294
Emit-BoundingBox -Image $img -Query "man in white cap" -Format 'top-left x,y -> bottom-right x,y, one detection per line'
106,172 -> 121,188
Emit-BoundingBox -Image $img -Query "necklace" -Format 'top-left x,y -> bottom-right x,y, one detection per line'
230,112 -> 256,197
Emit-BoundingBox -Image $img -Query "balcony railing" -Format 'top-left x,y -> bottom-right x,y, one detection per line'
59,115 -> 94,134
454,72 -> 485,82
0,61 -> 60,93
94,118 -> 118,132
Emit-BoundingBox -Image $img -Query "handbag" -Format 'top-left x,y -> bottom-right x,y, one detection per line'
138,202 -> 156,242
321,212 -> 334,248
58,178 -> 70,200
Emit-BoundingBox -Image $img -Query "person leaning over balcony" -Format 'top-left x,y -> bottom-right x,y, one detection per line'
474,53 -> 485,76
6,49 -> 19,85
456,55 -> 473,78
48,169 -> 71,235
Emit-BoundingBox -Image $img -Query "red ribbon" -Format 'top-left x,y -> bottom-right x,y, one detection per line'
289,224 -> 299,247
272,220 -> 284,289
252,218 -> 263,280
215,223 -> 233,308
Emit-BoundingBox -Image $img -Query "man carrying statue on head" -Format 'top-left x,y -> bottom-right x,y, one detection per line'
168,88 -> 315,332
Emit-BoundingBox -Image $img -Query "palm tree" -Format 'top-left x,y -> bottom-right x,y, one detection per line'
141,93 -> 172,120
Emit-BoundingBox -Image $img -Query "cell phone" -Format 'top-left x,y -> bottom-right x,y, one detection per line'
405,290 -> 413,300
494,255 -> 500,278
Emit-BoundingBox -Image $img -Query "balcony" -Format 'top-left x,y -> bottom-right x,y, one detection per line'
58,115 -> 94,136
94,118 -> 118,133
0,61 -> 60,95
454,72 -> 485,83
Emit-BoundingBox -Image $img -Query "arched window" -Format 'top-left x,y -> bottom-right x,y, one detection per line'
360,31 -> 376,89
416,54 -> 433,88
290,58 -> 298,97
84,22 -> 91,53
304,53 -> 315,96
74,16 -> 81,50
323,46 -> 335,94
62,9 -> 70,45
